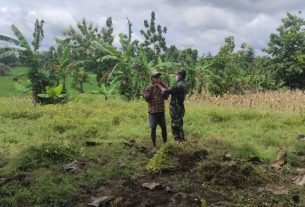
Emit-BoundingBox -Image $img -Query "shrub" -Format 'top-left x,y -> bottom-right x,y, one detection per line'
0,63 -> 10,76
18,142 -> 80,170
146,142 -> 183,173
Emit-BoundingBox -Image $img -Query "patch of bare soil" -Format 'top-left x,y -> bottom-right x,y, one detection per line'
75,151 -> 304,207
74,173 -> 201,207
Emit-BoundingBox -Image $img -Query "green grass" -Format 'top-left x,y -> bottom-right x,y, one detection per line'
0,67 -> 29,97
0,99 -> 305,205
0,67 -> 101,98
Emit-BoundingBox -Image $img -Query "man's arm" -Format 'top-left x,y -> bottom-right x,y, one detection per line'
143,85 -> 154,102
165,83 -> 184,95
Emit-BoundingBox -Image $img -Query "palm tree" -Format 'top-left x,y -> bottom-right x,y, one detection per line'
0,19 -> 47,105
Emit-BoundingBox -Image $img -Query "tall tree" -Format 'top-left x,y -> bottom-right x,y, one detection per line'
140,11 -> 167,60
58,18 -> 116,91
102,17 -> 114,45
264,13 -> 305,89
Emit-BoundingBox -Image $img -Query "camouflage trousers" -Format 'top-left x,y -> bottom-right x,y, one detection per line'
170,105 -> 185,141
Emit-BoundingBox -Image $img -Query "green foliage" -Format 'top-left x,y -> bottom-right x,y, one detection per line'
1,95 -> 305,206
264,13 -> 305,89
32,19 -> 45,52
3,11 -> 305,98
0,19 -> 49,104
147,142 -> 181,173
0,63 -> 10,76
140,11 -> 167,59
102,17 -> 114,45
94,19 -> 148,100
18,142 -> 80,170
38,83 -> 67,104
58,17 -> 115,89
91,76 -> 120,100
71,66 -> 89,93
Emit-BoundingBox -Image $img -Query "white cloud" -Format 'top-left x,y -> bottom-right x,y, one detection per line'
182,6 -> 238,30
0,0 -> 304,55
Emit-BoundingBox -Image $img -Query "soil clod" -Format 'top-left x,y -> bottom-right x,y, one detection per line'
85,141 -> 99,146
123,139 -> 135,147
248,156 -> 263,164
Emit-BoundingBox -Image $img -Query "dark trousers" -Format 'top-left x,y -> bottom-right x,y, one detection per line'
148,112 -> 167,145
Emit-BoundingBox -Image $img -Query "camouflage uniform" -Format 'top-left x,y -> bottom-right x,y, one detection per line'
166,80 -> 188,141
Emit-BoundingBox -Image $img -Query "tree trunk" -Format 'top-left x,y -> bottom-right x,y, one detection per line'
63,77 -> 67,93
80,82 -> 84,93
32,91 -> 38,107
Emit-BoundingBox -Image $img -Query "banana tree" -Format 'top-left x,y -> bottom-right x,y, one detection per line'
54,46 -> 71,93
194,61 -> 213,94
0,19 -> 47,105
94,39 -> 135,99
93,19 -> 140,99
155,56 -> 180,86
38,83 -> 67,104
91,76 -> 120,100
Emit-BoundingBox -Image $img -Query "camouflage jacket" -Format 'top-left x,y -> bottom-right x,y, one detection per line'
166,80 -> 188,109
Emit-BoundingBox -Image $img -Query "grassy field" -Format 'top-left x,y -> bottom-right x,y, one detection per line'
0,67 -> 101,98
1,69 -> 305,206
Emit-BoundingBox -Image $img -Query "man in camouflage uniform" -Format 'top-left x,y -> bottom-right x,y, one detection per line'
144,72 -> 168,153
159,69 -> 188,141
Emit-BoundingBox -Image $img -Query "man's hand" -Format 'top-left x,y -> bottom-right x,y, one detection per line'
155,83 -> 166,90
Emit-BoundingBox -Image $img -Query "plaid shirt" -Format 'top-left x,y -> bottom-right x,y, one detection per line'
144,81 -> 167,113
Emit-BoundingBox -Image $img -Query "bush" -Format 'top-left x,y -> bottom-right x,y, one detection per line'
0,63 -> 10,76
18,142 -> 81,170
146,142 -> 183,173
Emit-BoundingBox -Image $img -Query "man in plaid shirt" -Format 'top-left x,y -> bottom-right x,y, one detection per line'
144,72 -> 168,153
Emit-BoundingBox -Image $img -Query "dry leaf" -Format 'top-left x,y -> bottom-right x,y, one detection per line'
117,160 -> 126,168
165,186 -> 173,192
297,135 -> 305,141
87,196 -> 115,207
62,160 -> 84,172
123,139 -> 135,147
293,175 -> 305,186
223,152 -> 232,161
97,157 -> 108,166
271,152 -> 286,170
296,168 -> 305,174
142,182 -> 160,190
264,184 -> 288,195
112,197 -> 123,205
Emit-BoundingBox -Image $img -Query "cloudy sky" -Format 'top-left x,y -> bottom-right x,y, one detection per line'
0,0 -> 305,55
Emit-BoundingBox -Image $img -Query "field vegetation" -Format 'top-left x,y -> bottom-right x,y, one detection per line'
1,10 -> 305,207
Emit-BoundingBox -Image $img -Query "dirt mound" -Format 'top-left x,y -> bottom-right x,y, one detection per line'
193,161 -> 261,188
147,142 -> 209,173
75,174 -> 201,207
